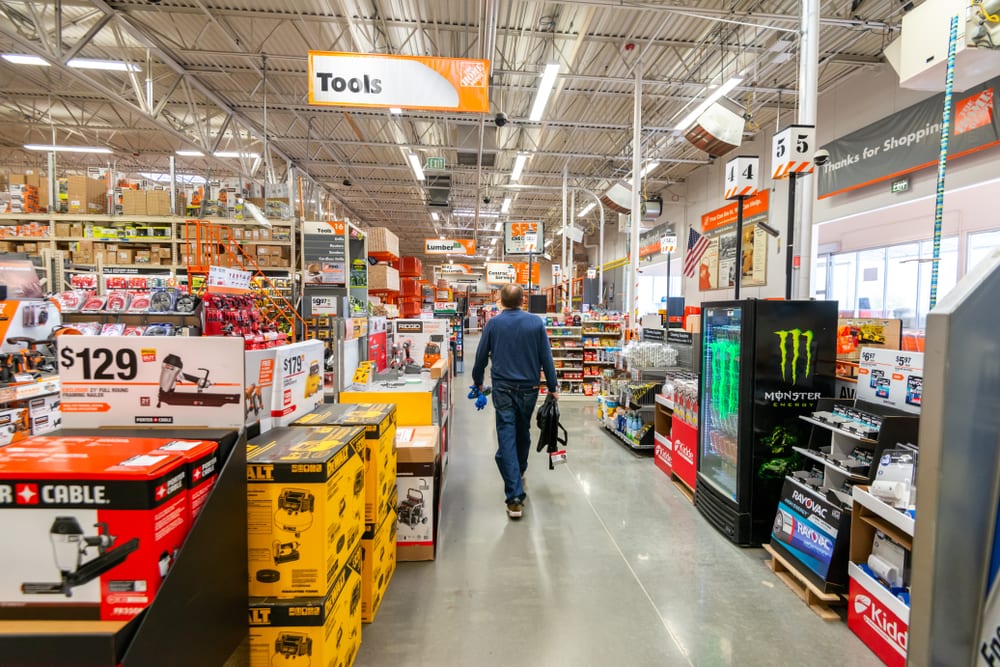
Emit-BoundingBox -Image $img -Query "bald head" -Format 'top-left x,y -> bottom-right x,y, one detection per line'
500,283 -> 523,309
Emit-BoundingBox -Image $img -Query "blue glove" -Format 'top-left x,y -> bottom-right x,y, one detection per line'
468,385 -> 490,411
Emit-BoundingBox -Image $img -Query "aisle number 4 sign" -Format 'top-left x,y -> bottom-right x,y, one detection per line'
724,156 -> 760,200
772,124 -> 816,179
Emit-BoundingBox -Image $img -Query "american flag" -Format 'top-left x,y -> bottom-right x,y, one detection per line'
683,228 -> 711,277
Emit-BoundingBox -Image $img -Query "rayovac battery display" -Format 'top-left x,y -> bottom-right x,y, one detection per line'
772,505 -> 835,565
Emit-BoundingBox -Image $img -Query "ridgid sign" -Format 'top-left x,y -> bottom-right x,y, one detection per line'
818,75 -> 1000,198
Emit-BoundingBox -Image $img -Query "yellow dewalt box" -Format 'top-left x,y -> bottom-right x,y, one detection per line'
340,385 -> 433,427
293,403 -> 398,524
362,507 -> 398,623
247,426 -> 366,598
249,543 -> 363,667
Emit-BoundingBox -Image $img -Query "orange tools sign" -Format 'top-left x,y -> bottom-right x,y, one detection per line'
700,190 -> 769,233
308,52 -> 490,113
424,239 -> 476,255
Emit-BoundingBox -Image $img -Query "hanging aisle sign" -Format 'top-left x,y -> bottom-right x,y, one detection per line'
724,155 -> 760,200
308,52 -> 489,113
504,221 -> 543,255
424,239 -> 476,255
660,235 -> 678,254
772,125 -> 816,179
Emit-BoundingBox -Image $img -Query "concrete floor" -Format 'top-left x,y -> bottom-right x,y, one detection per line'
357,346 -> 880,667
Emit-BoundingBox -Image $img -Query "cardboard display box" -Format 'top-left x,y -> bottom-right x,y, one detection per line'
340,379 -> 439,427
270,341 -> 324,428
392,318 -> 450,368
246,426 -> 365,598
292,403 -> 397,525
249,544 -> 362,667
361,508 -> 397,623
395,426 -> 440,561
245,348 -> 277,437
0,407 -> 29,446
0,445 -> 189,620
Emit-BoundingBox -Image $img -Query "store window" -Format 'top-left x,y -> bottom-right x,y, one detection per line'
828,253 -> 858,316
814,255 -> 828,298
885,243 -> 920,325
856,248 -> 887,316
968,229 -> 1000,272
915,237 -> 958,327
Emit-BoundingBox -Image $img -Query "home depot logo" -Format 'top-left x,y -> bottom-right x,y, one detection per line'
854,592 -> 908,654
774,329 -> 814,384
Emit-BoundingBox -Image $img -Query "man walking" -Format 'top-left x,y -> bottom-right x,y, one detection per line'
472,284 -> 558,519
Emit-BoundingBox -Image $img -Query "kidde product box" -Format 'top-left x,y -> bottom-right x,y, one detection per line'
292,403 -> 397,524
249,544 -> 362,667
245,347 -> 277,436
247,426 -> 365,598
848,562 -> 908,667
392,318 -> 450,368
270,340 -> 324,427
0,447 -> 188,620
361,507 -> 397,624
395,426 -> 439,562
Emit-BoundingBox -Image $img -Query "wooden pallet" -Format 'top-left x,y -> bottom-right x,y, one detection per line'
762,543 -> 844,621
671,472 -> 695,504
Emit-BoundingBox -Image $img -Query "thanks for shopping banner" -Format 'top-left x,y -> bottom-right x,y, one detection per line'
308,52 -> 489,113
818,75 -> 1000,199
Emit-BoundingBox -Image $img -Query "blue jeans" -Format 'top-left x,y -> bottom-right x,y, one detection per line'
492,383 -> 539,504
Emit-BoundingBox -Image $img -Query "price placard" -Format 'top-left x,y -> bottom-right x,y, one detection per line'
58,336 -> 245,428
772,124 -> 816,179
504,221 -> 543,255
724,155 -> 760,200
855,347 -> 924,414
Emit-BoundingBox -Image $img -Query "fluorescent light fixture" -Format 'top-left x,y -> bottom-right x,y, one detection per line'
2,54 -> 48,66
68,58 -> 140,72
641,161 -> 660,177
214,151 -> 260,159
675,76 -> 743,131
431,211 -> 440,221
528,63 -> 560,122
490,238 -> 498,246
500,197 -> 511,214
176,150 -> 205,157
439,235 -> 446,240
452,210 -> 499,218
24,144 -> 111,154
407,152 -> 425,181
510,153 -> 528,182
494,222 -> 502,232
578,202 -> 596,217
544,238 -> 553,247
389,107 -> 403,114
243,200 -> 272,229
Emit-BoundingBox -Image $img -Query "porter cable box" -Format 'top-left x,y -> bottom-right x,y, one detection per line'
394,426 -> 440,562
249,544 -> 363,667
0,445 -> 189,620
292,403 -> 397,524
247,426 -> 365,598
3,434 -> 219,525
361,508 -> 397,624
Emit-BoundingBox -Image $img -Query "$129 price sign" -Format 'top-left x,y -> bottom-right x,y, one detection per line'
60,345 -> 138,380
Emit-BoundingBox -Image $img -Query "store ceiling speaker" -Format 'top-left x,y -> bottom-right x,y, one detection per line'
601,180 -> 634,214
425,174 -> 452,207
642,196 -> 662,220
684,102 -> 745,157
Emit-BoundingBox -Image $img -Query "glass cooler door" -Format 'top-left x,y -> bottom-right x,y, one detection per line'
700,305 -> 743,501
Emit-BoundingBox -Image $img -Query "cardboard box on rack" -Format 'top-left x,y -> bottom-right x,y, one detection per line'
292,403 -> 397,525
0,445 -> 189,620
394,425 -> 440,561
248,544 -> 362,667
368,264 -> 400,292
246,426 -> 365,598
361,507 -> 397,623
66,175 -> 106,214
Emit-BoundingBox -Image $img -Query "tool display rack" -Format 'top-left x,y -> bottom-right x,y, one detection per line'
0,213 -> 295,292
545,324 -> 585,395
792,398 -> 920,509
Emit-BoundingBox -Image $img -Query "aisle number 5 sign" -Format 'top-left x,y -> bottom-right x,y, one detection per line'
772,124 -> 816,179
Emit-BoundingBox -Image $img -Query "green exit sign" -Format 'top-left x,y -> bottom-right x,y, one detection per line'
426,157 -> 445,170
890,177 -> 909,194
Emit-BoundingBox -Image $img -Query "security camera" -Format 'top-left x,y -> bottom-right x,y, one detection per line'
495,113 -> 508,127
483,196 -> 491,205
813,149 -> 830,166
342,178 -> 352,187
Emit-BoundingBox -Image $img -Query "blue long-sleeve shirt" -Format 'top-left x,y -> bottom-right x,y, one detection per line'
472,308 -> 558,392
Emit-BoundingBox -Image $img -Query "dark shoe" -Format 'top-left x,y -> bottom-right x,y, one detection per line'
506,501 -> 523,519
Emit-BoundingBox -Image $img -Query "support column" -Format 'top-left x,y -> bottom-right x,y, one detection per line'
168,155 -> 177,216
561,164 -> 568,312
629,60 -> 643,330
795,0 -> 819,299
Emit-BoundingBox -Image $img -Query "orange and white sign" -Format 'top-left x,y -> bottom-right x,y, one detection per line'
504,221 -> 543,255
772,125 -> 816,179
701,190 -> 770,233
724,155 -> 760,201
439,263 -> 474,274
487,261 -> 540,286
424,239 -> 476,255
308,52 -> 489,113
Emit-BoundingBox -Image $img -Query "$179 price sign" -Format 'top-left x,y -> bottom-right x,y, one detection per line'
60,344 -> 139,381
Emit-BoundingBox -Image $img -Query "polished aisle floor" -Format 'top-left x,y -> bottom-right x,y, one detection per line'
357,350 -> 879,666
